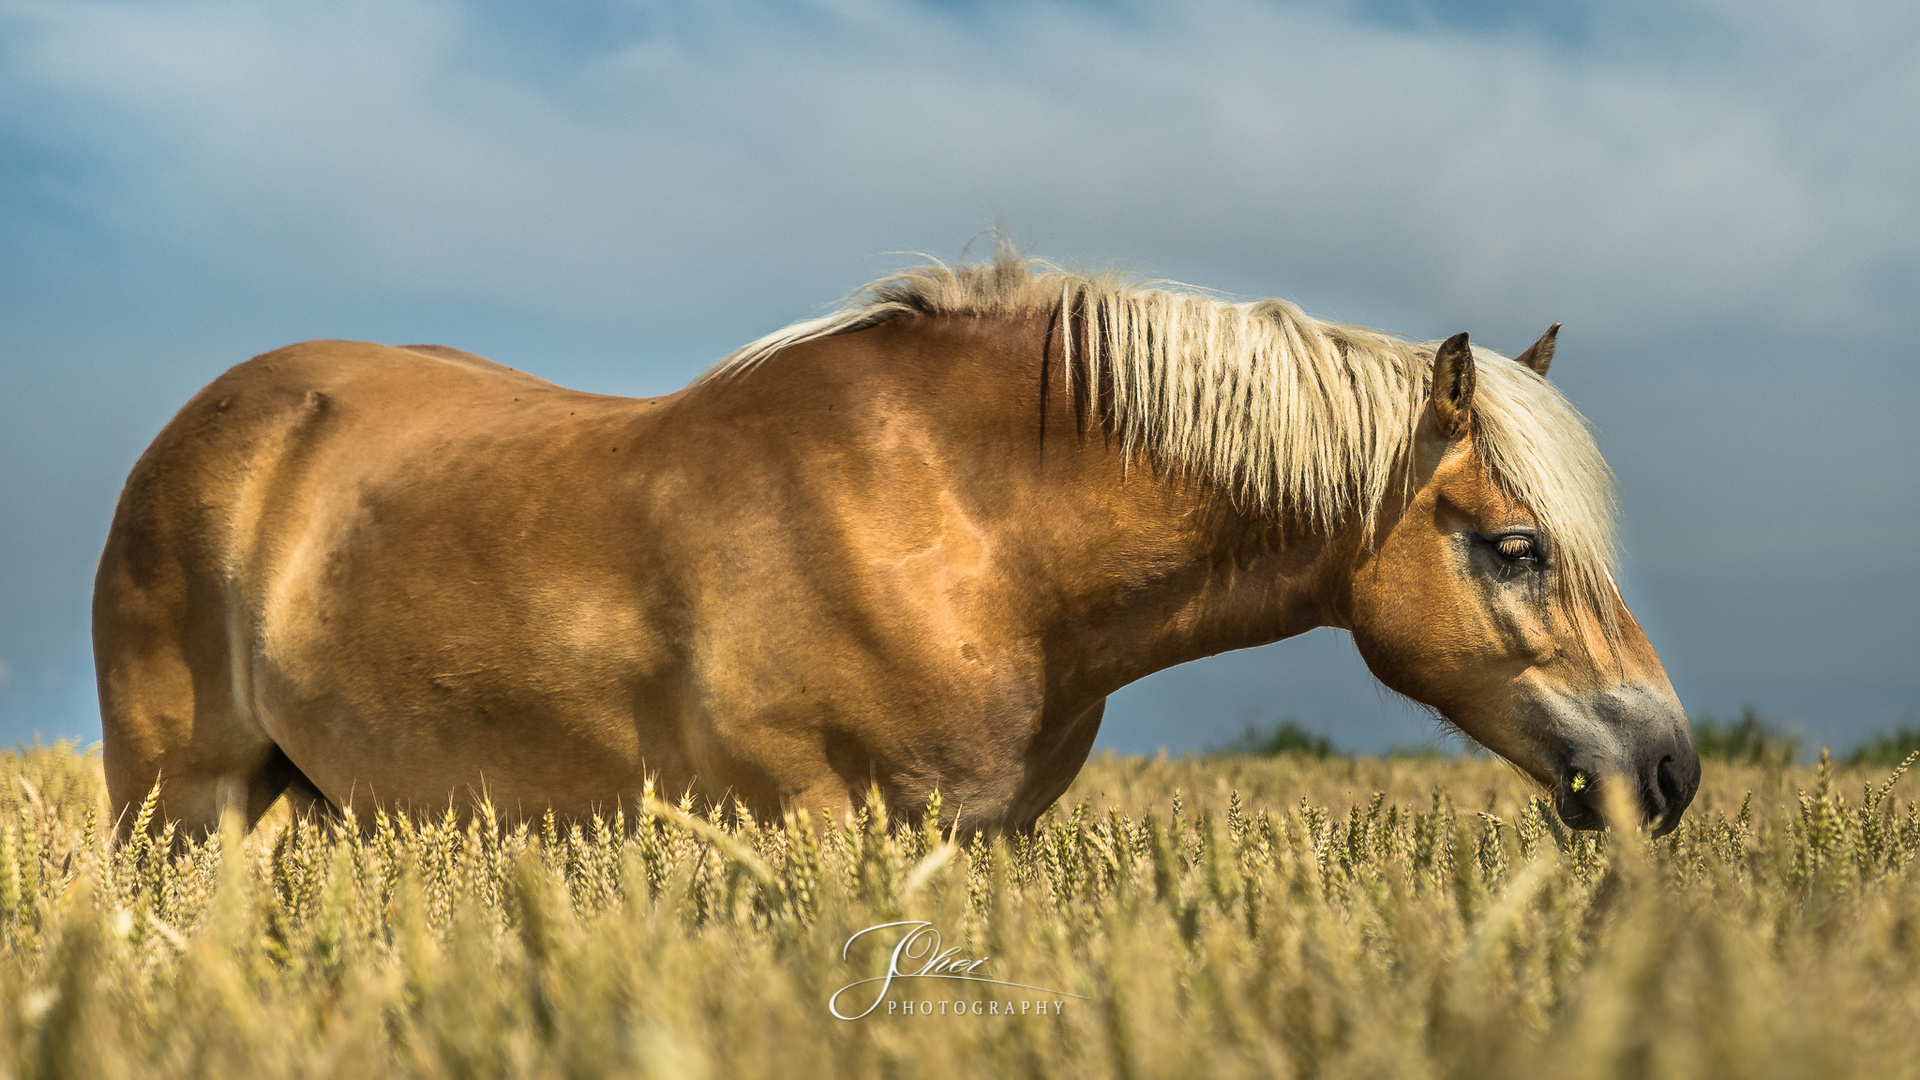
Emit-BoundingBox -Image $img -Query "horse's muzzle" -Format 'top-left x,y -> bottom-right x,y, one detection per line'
1554,721 -> 1701,837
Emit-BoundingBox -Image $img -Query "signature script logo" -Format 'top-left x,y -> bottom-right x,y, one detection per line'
828,920 -> 1085,1020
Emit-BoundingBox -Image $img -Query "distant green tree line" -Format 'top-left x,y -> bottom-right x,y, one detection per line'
1215,705 -> 1920,768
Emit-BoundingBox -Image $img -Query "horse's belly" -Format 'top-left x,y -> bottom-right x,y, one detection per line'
247,516 -> 694,816
254,660 -> 676,817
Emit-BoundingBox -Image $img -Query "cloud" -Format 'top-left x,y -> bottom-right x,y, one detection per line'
2,0 -> 1915,340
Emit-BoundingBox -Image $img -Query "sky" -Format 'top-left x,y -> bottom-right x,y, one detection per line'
1,0 -> 1915,757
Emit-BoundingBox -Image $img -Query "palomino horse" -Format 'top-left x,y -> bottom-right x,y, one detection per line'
95,252 -> 1700,838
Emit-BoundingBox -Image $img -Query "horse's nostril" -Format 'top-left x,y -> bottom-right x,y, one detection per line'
1554,768 -> 1606,831
1652,755 -> 1688,835
1656,755 -> 1682,807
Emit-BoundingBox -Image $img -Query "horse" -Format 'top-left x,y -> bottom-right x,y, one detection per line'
93,250 -> 1701,840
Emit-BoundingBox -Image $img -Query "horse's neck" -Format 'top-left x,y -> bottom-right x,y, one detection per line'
1065,491 -> 1357,694
853,313 -> 1357,698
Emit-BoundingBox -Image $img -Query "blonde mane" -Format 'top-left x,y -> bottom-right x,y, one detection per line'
705,250 -> 1619,627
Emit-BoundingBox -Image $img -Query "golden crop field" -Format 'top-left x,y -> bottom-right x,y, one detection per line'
3,741 -> 1919,1079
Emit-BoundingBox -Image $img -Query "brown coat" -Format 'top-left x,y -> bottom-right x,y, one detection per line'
95,266 -> 1698,838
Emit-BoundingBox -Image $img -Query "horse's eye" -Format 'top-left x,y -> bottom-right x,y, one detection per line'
1495,535 -> 1536,562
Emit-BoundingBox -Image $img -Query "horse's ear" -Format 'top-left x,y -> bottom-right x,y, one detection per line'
1430,332 -> 1474,438
1514,322 -> 1560,376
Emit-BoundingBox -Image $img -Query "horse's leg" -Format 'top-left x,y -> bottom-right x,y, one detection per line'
96,539 -> 310,845
1008,698 -> 1108,833
258,753 -> 350,842
103,717 -> 310,846
787,779 -> 857,830
102,668 -> 312,846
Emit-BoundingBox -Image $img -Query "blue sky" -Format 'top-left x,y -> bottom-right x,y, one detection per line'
1,0 -> 1916,755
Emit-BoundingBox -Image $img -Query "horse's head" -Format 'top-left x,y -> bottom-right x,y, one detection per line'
1344,328 -> 1699,835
